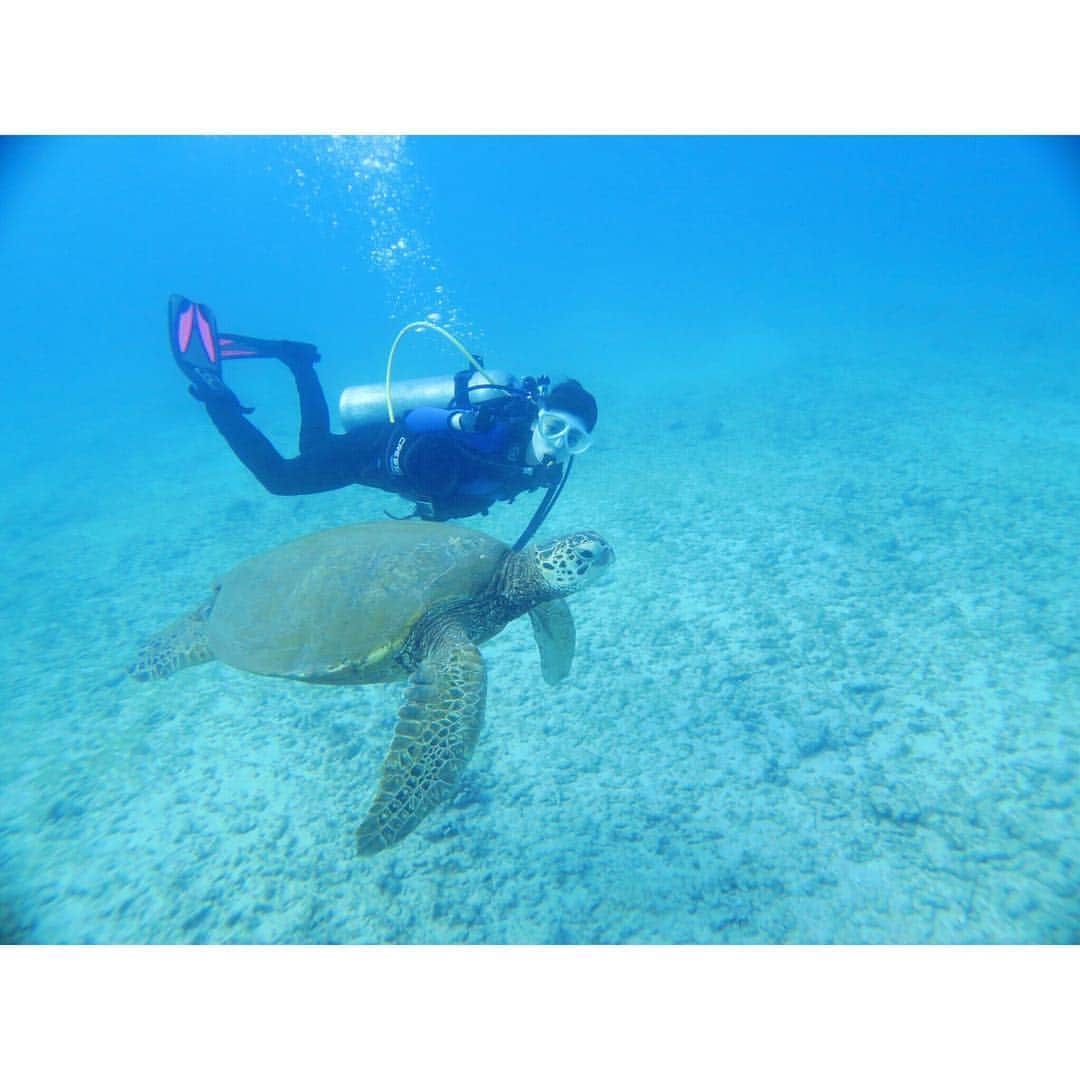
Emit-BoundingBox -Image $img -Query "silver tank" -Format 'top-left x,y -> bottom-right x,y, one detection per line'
339,369 -> 518,431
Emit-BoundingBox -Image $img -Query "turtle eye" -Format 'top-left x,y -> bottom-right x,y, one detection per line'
579,549 -> 594,560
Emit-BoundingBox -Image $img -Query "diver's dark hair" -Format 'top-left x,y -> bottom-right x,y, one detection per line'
546,378 -> 598,432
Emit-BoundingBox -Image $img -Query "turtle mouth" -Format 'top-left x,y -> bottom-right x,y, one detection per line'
591,544 -> 614,568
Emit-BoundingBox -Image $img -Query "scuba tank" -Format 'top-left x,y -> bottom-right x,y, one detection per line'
339,368 -> 521,431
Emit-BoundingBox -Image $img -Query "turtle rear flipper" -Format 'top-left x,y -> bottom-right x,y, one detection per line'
128,598 -> 216,682
528,598 -> 576,685
356,625 -> 487,855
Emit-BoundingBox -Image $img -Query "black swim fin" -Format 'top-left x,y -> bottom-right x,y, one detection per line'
168,295 -> 252,411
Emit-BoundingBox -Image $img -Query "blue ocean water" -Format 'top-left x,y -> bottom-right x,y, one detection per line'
0,135 -> 1076,943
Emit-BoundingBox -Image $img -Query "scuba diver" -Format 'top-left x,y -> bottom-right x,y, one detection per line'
167,295 -> 597,548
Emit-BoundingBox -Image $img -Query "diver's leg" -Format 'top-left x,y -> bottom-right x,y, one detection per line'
203,398 -> 294,490
203,398 -> 374,495
285,354 -> 332,453
220,327 -> 330,453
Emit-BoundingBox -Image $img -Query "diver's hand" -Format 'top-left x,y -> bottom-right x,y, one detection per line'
450,409 -> 494,434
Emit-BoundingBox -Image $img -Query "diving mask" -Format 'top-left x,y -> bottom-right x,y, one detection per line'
531,408 -> 593,463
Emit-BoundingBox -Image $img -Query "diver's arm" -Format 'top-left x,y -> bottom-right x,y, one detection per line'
404,406 -> 515,456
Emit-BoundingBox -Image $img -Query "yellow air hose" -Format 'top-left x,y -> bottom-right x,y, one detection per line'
383,321 -> 486,423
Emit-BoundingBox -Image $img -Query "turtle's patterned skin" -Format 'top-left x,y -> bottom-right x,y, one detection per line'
129,521 -> 613,854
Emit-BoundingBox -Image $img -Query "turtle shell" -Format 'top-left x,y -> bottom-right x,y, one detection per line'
206,520 -> 507,683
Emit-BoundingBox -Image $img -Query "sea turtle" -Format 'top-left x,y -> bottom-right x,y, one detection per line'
128,520 -> 614,855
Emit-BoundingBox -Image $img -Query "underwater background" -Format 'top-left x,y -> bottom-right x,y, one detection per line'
0,135 -> 1076,944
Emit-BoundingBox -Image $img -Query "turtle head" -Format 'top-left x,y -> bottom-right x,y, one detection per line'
532,530 -> 614,596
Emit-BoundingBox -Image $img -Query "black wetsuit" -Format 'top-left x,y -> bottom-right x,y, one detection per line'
203,360 -> 558,521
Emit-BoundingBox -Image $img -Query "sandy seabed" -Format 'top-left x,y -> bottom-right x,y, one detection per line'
1,350 -> 1077,944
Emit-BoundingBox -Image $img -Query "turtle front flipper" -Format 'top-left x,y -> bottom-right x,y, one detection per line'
356,626 -> 487,856
127,598 -> 216,682
528,598 -> 576,685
